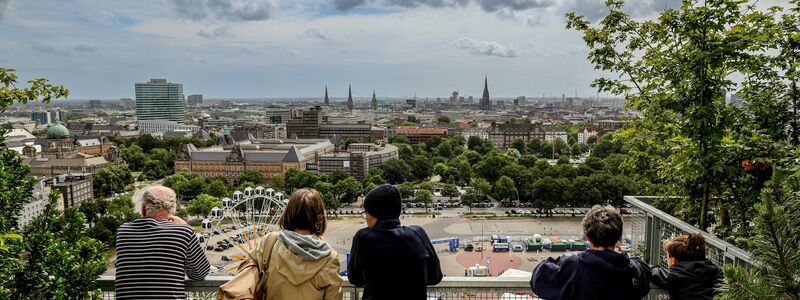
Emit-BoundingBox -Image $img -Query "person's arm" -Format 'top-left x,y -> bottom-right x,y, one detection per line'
530,257 -> 564,300
650,266 -> 671,288
413,226 -> 443,285
185,229 -> 211,281
347,231 -> 365,287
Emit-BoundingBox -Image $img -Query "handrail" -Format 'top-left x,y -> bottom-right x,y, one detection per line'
623,195 -> 753,267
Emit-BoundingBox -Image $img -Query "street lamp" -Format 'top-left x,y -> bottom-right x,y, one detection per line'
479,217 -> 486,263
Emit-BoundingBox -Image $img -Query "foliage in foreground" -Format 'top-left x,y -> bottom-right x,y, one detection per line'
0,68 -> 106,299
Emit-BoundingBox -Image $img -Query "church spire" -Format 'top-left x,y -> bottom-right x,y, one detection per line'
347,84 -> 354,111
324,86 -> 329,105
371,89 -> 377,110
480,76 -> 491,110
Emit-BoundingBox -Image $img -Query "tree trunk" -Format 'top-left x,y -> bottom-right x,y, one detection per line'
699,176 -> 710,231
791,79 -> 799,146
716,192 -> 730,227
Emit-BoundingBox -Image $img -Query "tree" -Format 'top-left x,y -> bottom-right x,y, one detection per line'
461,188 -> 483,214
239,170 -> 265,185
719,169 -> 800,299
398,182 -> 415,200
186,194 -> 222,218
326,170 -> 349,185
268,173 -> 284,189
120,144 -> 147,171
141,159 -> 168,180
93,165 -> 134,197
379,158 -> 411,184
470,178 -> 492,196
172,173 -> 206,201
442,184 -> 460,202
494,176 -> 517,201
415,189 -> 433,213
88,196 -> 138,246
335,176 -> 362,203
511,139 -> 527,155
437,115 -> 451,124
12,193 -> 107,299
0,68 -> 105,298
566,0 -> 774,230
475,150 -> 511,182
467,136 -> 483,150
285,169 -> 319,192
205,179 -> 228,198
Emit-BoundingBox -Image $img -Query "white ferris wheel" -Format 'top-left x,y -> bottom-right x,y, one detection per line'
199,186 -> 288,276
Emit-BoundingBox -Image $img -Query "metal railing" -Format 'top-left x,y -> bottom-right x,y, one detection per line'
96,276 -> 668,299
623,196 -> 753,269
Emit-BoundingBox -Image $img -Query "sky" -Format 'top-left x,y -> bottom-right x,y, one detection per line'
0,0 -> 786,100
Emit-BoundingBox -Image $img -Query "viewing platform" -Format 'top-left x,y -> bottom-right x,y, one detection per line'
95,196 -> 751,299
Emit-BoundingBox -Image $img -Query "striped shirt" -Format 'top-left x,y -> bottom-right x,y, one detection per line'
115,217 -> 210,300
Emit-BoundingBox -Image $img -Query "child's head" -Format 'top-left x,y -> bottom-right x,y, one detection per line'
662,232 -> 706,266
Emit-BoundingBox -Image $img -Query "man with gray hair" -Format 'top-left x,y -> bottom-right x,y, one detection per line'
115,185 -> 210,300
530,205 -> 650,300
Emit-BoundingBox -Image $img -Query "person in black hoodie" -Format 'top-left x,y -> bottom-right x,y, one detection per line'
652,233 -> 723,300
530,205 -> 651,300
347,184 -> 443,300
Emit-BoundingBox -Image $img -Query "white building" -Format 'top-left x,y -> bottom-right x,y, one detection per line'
19,181 -> 59,228
462,127 -> 490,148
138,120 -> 199,134
578,126 -> 601,144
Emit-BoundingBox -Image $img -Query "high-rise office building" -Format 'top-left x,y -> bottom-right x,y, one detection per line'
119,98 -> 135,110
287,106 -> 322,138
135,78 -> 185,124
479,76 -> 492,110
187,94 -> 203,106
347,85 -> 354,111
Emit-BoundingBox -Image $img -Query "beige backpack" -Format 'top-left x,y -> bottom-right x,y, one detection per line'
215,232 -> 280,300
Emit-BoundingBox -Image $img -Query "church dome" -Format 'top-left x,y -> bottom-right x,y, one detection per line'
47,117 -> 70,138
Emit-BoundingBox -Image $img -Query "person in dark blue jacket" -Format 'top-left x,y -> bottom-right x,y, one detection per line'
530,205 -> 651,300
347,184 -> 443,300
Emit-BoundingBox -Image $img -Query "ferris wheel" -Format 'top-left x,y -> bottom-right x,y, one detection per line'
199,186 -> 288,276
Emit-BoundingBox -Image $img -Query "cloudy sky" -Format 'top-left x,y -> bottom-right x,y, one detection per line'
0,0 -> 784,99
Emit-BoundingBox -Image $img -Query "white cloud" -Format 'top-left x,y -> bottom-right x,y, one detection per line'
456,37 -> 517,58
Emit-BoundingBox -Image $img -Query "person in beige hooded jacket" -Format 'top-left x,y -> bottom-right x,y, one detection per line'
264,188 -> 342,300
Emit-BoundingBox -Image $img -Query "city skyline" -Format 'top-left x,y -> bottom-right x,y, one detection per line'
1,0 -> 786,100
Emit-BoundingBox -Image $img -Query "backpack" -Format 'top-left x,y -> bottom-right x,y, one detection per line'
216,232 -> 280,300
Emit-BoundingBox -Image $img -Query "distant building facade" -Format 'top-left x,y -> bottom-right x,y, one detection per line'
23,118 -> 121,177
135,78 -> 185,126
174,139 -> 334,183
489,124 -> 543,148
286,106 -> 322,138
318,143 -> 398,180
187,94 -> 203,106
44,173 -> 93,209
138,120 -> 199,134
395,126 -> 448,144
319,123 -> 372,139
462,127 -> 490,147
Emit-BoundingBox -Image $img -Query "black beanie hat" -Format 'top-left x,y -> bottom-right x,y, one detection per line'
363,184 -> 402,220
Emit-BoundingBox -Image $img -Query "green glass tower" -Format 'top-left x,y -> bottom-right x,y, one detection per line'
135,78 -> 185,124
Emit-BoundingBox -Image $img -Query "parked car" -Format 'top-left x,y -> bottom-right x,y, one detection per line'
463,244 -> 474,252
475,245 -> 484,252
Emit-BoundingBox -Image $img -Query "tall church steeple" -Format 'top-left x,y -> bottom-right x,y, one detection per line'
324,86 -> 329,105
371,89 -> 377,110
347,84 -> 354,111
480,76 -> 492,110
